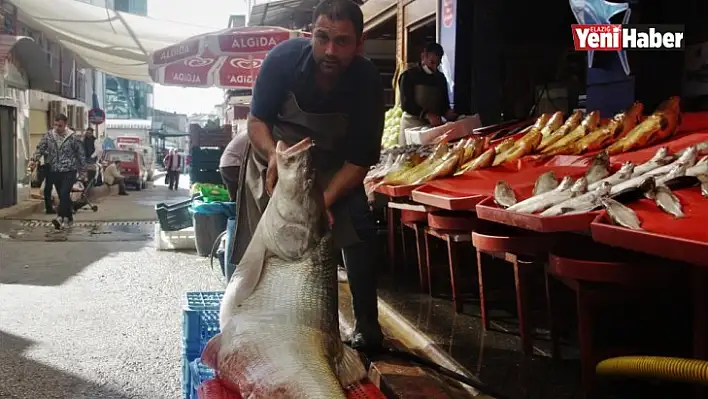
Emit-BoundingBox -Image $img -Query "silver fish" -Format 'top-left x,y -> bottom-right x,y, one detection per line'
588,162 -> 634,191
610,147 -> 699,196
514,177 -> 588,214
679,141 -> 708,157
585,151 -> 611,184
647,185 -> 684,218
631,147 -> 674,177
686,156 -> 708,177
655,162 -> 689,186
204,138 -> 366,398
602,197 -> 642,230
532,171 -> 560,196
507,176 -> 575,212
541,181 -> 612,216
494,180 -> 517,208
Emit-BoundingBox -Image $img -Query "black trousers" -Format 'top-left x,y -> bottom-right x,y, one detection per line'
220,166 -> 240,201
43,167 -> 55,212
51,171 -> 76,220
167,170 -> 180,189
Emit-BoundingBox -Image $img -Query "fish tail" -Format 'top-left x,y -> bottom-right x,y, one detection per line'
336,345 -> 368,388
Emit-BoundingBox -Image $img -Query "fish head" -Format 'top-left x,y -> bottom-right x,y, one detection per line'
619,162 -> 634,176
677,145 -> 698,164
596,181 -> 612,195
571,176 -> 588,193
638,175 -> 656,193
276,138 -> 317,196
557,176 -> 575,190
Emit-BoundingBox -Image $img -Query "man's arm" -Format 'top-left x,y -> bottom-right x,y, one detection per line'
248,41 -> 293,159
398,71 -> 425,118
74,140 -> 86,171
325,63 -> 385,208
32,133 -> 49,162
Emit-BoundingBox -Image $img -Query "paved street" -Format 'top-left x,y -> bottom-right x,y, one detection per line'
0,174 -> 225,399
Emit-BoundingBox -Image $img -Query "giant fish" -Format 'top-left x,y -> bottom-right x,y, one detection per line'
202,137 -> 367,398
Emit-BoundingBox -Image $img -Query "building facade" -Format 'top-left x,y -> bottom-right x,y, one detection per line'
104,0 -> 153,121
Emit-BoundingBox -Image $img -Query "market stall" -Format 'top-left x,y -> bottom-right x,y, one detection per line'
369,96 -> 708,396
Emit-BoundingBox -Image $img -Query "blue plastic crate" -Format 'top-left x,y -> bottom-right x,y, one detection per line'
183,309 -> 220,357
184,291 -> 224,311
189,358 -> 216,399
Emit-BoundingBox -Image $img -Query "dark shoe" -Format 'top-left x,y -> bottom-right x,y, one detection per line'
51,217 -> 63,230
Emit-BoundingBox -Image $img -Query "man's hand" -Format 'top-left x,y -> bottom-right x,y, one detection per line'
28,159 -> 36,171
326,209 -> 335,228
426,113 -> 443,127
445,109 -> 458,121
265,153 -> 278,196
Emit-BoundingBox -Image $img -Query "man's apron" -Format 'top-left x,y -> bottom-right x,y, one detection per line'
398,84 -> 445,146
228,92 -> 367,279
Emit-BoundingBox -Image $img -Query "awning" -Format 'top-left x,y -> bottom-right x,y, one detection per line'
0,35 -> 54,91
249,0 -> 319,28
9,0 -> 222,82
105,119 -> 152,130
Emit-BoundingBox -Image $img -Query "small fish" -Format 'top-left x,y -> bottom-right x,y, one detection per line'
611,147 -> 699,196
585,151 -> 611,184
494,180 -> 517,208
514,177 -> 588,214
532,171 -> 559,196
541,181 -> 612,216
646,185 -> 684,218
697,174 -> 708,197
678,141 -> 708,157
588,162 -> 634,191
686,156 -> 708,177
507,176 -> 575,212
602,197 -> 642,230
631,147 -> 674,177
655,161 -> 689,186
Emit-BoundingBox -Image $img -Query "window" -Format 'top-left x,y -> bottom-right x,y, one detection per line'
103,151 -> 136,163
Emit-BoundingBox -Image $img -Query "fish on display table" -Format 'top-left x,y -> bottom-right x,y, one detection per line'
494,180 -> 517,208
602,197 -> 643,230
532,171 -> 560,196
610,145 -> 698,196
540,181 -> 612,216
584,151 -> 611,184
511,177 -> 588,214
686,156 -> 708,177
588,162 -> 634,191
630,147 -> 674,177
202,138 -> 366,399
646,185 -> 684,218
654,161 -> 690,187
507,176 -> 575,213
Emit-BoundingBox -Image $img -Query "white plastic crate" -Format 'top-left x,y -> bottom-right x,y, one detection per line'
155,225 -> 197,251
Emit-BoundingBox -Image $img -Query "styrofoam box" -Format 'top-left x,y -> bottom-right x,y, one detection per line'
155,225 -> 197,250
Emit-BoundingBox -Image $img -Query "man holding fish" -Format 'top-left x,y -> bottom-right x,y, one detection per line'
231,0 -> 385,350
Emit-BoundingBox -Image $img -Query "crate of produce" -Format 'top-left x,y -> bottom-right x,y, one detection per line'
156,196 -> 196,232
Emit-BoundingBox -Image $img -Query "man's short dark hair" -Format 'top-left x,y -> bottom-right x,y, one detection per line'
313,0 -> 364,39
55,113 -> 68,122
424,42 -> 445,58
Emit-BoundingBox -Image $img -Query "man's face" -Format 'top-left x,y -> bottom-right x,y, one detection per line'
421,52 -> 441,72
311,15 -> 361,76
85,129 -> 94,137
54,120 -> 67,134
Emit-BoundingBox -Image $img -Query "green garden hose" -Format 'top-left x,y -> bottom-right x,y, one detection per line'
596,356 -> 708,385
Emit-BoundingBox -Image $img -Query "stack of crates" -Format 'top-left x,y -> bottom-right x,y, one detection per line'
182,291 -> 223,398
189,148 -> 224,186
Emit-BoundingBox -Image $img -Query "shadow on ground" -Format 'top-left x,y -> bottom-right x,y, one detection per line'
0,239 -> 149,286
0,330 -> 132,399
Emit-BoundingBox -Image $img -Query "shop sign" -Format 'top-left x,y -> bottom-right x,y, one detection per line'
438,0 -> 456,105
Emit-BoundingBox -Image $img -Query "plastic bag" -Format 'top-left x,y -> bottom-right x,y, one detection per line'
191,200 -> 237,217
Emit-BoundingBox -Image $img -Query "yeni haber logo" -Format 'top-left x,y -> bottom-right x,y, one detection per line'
572,24 -> 685,51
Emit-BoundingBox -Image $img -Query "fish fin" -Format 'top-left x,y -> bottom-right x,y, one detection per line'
335,345 -> 368,388
201,333 -> 222,370
219,231 -> 268,327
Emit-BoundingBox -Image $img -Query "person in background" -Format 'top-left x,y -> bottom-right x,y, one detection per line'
163,149 -> 182,190
103,160 -> 129,196
236,0 -> 385,350
30,114 -> 86,230
397,42 -> 457,145
83,127 -> 97,162
219,132 -> 250,201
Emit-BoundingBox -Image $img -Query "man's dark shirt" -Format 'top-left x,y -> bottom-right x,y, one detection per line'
83,136 -> 96,161
398,64 -> 450,119
250,38 -> 384,168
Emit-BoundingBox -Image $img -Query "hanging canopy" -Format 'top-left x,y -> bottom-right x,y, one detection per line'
9,0 -> 222,82
149,26 -> 309,89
